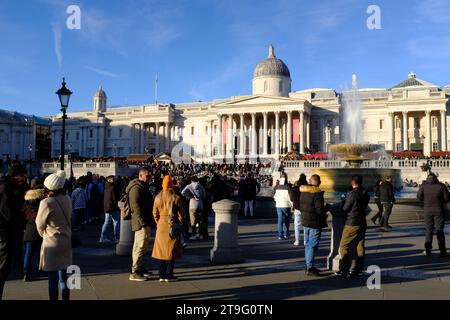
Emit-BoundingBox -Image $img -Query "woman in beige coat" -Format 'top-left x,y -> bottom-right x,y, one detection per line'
35,170 -> 72,300
152,175 -> 184,282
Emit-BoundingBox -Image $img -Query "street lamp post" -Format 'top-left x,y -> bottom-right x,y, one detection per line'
56,78 -> 72,171
28,144 -> 32,185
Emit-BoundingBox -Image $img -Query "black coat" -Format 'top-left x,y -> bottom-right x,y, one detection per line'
342,187 -> 370,226
289,186 -> 301,211
379,181 -> 395,203
299,185 -> 327,229
103,181 -> 120,213
0,177 -> 26,239
417,175 -> 450,215
241,178 -> 260,201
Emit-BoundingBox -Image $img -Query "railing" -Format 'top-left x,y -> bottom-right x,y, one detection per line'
283,159 -> 428,169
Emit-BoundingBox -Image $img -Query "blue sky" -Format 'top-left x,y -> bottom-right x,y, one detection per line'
1,0 -> 450,116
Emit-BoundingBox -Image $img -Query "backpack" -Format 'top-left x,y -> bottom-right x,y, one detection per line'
90,183 -> 100,201
118,192 -> 131,220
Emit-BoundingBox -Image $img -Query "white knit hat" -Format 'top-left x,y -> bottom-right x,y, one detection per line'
44,170 -> 66,191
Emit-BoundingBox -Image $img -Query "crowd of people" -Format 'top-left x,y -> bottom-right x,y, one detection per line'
0,157 -> 449,300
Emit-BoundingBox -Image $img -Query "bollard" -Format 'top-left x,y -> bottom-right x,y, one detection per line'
116,218 -> 134,256
327,215 -> 346,271
210,199 -> 243,264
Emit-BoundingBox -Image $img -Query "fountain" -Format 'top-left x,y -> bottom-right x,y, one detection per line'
307,74 -> 403,193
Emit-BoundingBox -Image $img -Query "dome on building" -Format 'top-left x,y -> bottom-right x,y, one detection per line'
253,45 -> 291,78
95,86 -> 107,98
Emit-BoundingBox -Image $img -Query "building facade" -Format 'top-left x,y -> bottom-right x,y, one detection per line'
0,109 -> 51,162
50,45 -> 450,161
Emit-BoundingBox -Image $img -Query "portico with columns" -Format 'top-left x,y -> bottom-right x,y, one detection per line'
212,95 -> 313,161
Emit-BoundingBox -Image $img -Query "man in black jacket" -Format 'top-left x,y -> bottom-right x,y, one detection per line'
379,176 -> 395,230
336,175 -> 370,277
417,173 -> 450,257
100,176 -> 121,243
299,174 -> 327,276
0,163 -> 28,299
126,168 -> 154,282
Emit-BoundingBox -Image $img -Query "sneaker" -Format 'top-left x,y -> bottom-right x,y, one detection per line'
423,250 -> 432,257
334,270 -> 348,277
198,235 -> 204,240
306,267 -> 320,276
385,225 -> 393,229
278,237 -> 285,240
189,236 -> 197,241
182,243 -> 188,249
139,269 -> 153,277
165,276 -> 178,282
349,270 -> 365,277
129,273 -> 148,282
293,240 -> 300,246
99,238 -> 111,243
159,278 -> 165,282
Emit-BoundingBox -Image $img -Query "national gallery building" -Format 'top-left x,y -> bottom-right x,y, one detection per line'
50,46 -> 450,162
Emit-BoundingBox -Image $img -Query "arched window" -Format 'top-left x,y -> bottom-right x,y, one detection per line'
279,81 -> 283,93
264,81 -> 267,92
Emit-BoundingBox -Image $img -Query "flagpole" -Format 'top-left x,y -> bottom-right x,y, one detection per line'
155,73 -> 158,105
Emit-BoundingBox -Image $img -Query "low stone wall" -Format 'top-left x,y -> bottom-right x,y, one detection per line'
41,162 -> 139,178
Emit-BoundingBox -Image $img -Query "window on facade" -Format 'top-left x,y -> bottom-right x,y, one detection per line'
433,142 -> 439,152
414,118 -> 420,129
119,129 -> 123,137
313,121 -> 319,130
379,119 -> 384,129
396,143 -> 402,151
395,118 -> 401,129
76,132 -> 80,140
89,129 -> 93,138
432,117 -> 438,128
107,129 -> 111,138
264,81 -> 267,92
66,132 -> 69,140
279,81 -> 283,93
191,127 -> 195,135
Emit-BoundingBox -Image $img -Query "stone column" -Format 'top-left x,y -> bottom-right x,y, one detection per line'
306,114 -> 311,150
140,123 -> 145,153
210,199 -> 243,264
155,122 -> 160,154
239,114 -> 245,157
165,122 -> 170,152
441,110 -> 447,151
262,112 -> 268,156
275,111 -> 280,158
299,111 -> 305,154
116,219 -> 134,256
227,114 -> 233,159
402,111 -> 408,151
388,112 -> 394,151
251,113 -> 257,157
287,111 -> 292,153
218,115 -> 223,158
425,111 -> 432,156
209,120 -> 214,157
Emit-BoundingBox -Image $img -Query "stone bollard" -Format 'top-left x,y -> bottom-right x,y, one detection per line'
327,215 -> 346,271
210,199 -> 243,264
116,218 -> 134,256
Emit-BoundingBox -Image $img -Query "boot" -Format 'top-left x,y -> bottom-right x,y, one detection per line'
23,269 -> 31,282
424,242 -> 432,256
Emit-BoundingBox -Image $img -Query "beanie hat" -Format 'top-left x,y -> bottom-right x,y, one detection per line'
44,170 -> 66,191
162,175 -> 173,191
8,163 -> 27,177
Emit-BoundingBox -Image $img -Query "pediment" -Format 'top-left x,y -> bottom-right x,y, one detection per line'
213,95 -> 305,107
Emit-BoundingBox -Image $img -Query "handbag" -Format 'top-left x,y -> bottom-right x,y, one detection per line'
54,197 -> 81,248
168,201 -> 182,240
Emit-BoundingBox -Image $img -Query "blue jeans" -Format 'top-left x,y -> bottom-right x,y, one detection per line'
72,208 -> 86,230
277,208 -> 291,238
294,210 -> 303,244
23,241 -> 40,272
304,227 -> 322,269
100,211 -> 121,241
48,270 -> 70,300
